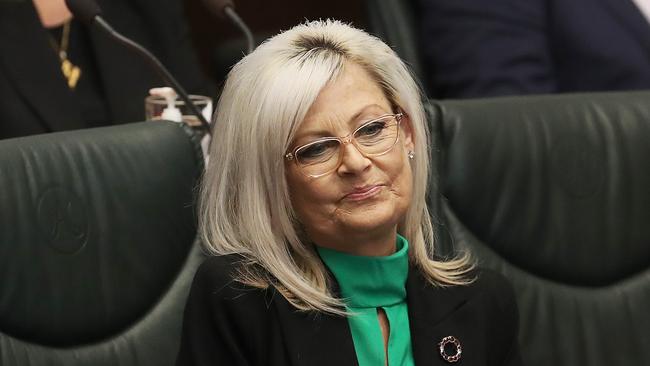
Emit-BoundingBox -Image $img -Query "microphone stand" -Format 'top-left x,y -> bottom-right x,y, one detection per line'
94,17 -> 212,133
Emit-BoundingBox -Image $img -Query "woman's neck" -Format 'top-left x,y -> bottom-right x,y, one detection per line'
311,227 -> 398,257
33,0 -> 72,28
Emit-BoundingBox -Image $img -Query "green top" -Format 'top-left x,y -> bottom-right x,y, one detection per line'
316,235 -> 415,366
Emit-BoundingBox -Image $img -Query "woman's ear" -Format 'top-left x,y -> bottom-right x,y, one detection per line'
400,113 -> 415,152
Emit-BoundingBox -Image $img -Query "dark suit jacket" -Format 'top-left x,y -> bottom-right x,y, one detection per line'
0,0 -> 209,139
419,0 -> 650,98
176,255 -> 523,365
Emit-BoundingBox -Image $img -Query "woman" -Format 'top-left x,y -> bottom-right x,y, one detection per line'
177,20 -> 522,366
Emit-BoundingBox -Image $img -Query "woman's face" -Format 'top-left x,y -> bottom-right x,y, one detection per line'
286,62 -> 414,255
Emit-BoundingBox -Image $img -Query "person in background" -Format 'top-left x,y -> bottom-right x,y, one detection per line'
419,0 -> 650,99
0,0 -> 210,139
176,20 -> 522,366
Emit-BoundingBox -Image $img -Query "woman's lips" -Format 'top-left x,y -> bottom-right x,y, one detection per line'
343,185 -> 383,201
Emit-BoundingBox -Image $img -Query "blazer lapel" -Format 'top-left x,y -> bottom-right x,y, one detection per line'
0,2 -> 85,132
600,0 -> 650,54
273,266 -> 489,365
407,267 -> 486,365
275,298 -> 359,366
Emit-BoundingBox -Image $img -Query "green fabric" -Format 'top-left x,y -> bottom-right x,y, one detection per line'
316,235 -> 415,366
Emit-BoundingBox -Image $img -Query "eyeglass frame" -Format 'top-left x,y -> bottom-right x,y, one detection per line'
284,112 -> 404,178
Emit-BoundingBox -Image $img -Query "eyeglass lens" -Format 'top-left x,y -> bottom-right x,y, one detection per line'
295,115 -> 400,176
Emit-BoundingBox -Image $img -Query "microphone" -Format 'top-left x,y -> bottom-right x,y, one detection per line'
64,0 -> 212,133
202,0 -> 255,54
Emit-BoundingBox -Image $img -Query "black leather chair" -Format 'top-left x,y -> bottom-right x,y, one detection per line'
432,91 -> 650,365
0,122 -> 205,365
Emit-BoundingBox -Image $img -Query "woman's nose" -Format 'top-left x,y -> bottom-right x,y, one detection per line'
337,142 -> 371,175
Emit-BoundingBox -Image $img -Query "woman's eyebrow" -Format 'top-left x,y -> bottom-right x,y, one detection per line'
347,104 -> 388,125
295,104 -> 388,141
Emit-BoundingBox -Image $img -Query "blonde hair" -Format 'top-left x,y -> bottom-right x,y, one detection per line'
199,19 -> 472,314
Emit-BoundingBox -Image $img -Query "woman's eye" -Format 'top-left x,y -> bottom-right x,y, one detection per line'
297,140 -> 337,161
357,120 -> 387,137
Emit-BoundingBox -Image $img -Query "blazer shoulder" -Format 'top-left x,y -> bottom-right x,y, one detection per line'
467,268 -> 518,314
189,254 -> 277,309
178,255 -> 280,365
193,254 -> 243,285
473,268 -> 516,295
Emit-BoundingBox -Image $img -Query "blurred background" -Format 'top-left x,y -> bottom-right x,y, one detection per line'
1,1 -> 649,366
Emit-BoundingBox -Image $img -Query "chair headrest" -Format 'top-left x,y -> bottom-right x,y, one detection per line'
436,91 -> 650,286
0,122 -> 203,346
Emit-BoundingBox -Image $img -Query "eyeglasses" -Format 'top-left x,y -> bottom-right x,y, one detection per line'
285,113 -> 403,178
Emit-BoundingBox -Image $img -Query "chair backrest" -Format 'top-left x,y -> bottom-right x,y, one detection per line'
433,91 -> 650,365
0,122 -> 205,365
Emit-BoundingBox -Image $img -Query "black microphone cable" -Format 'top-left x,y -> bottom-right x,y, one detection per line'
65,0 -> 212,133
202,0 -> 255,54
224,7 -> 254,54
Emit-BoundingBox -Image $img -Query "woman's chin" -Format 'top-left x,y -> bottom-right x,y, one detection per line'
336,203 -> 402,234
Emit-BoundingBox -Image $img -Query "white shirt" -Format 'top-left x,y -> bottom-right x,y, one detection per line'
631,0 -> 650,24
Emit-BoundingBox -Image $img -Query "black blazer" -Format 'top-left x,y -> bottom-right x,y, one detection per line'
176,255 -> 523,365
419,0 -> 650,98
0,0 -> 208,139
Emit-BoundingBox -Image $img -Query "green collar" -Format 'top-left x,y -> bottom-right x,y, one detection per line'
316,235 -> 409,308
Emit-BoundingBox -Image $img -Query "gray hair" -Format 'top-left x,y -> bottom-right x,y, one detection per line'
199,19 -> 472,314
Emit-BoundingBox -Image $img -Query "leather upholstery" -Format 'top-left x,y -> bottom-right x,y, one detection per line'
433,91 -> 650,365
0,122 -> 205,365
